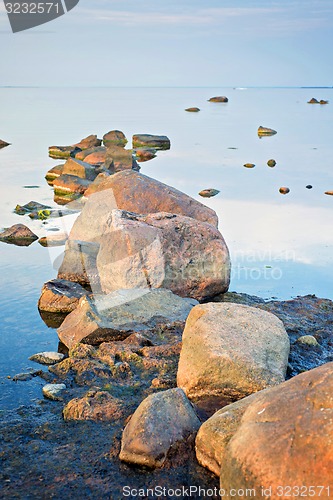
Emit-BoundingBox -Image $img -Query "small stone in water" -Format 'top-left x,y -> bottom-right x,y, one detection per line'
29,352 -> 65,365
297,335 -> 320,347
267,159 -> 276,167
243,163 -> 255,168
306,185 -> 313,189
198,188 -> 220,198
185,107 -> 200,112
307,98 -> 319,104
42,383 -> 66,401
325,191 -> 333,196
279,187 -> 290,195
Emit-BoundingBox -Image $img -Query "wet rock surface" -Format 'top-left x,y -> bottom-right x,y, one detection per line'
1,292 -> 333,498
132,134 -> 171,150
38,279 -> 90,314
119,388 -> 201,468
57,288 -> 198,349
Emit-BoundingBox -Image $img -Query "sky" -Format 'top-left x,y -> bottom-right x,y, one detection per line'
1,0 -> 333,87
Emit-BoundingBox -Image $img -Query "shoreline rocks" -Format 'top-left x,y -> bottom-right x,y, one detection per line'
49,135 -> 102,159
196,363 -> 333,493
57,288 -> 198,349
177,302 -> 290,413
38,279 -> 90,314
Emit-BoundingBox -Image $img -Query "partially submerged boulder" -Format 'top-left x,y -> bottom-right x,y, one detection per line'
196,363 -> 333,494
103,130 -> 127,147
38,279 -> 90,314
14,201 -> 51,215
29,352 -> 65,365
119,388 -> 200,468
134,148 -> 156,162
177,302 -> 290,413
185,107 -> 200,112
0,224 -> 38,246
57,288 -> 198,349
83,170 -> 218,227
53,174 -> 92,202
49,135 -> 102,159
132,134 -> 170,150
75,146 -> 106,161
0,139 -> 10,149
45,164 -> 64,185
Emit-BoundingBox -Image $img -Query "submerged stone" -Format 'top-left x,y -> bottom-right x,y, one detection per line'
0,139 -> 10,149
185,107 -> 200,112
257,126 -> 277,137
208,96 -> 228,103
14,201 -> 51,215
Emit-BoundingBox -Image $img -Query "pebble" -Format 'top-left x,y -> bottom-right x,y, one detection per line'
296,335 -> 320,347
185,107 -> 200,112
243,163 -> 255,168
267,159 -> 276,167
42,384 -> 67,401
325,191 -> 333,196
198,188 -> 220,198
279,187 -> 290,195
306,185 -> 313,189
29,352 -> 65,365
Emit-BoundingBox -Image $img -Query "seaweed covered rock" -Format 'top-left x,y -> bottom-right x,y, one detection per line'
132,134 -> 170,150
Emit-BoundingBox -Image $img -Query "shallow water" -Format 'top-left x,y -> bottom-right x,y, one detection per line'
0,86 -> 332,407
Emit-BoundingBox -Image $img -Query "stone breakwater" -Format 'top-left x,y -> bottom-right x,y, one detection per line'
1,129 -> 333,497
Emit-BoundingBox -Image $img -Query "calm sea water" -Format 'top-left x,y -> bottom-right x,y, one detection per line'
0,86 -> 332,408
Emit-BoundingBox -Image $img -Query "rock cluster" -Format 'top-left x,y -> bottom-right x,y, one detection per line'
13,126 -> 331,492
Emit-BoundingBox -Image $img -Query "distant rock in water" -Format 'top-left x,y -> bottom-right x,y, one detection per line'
185,107 -> 200,112
0,224 -> 38,246
198,188 -> 220,198
325,190 -> 333,196
308,97 -> 319,104
258,126 -> 277,137
279,187 -> 290,195
208,96 -> 228,103
103,130 -> 127,147
14,201 -> 51,215
306,185 -> 313,189
243,163 -> 255,169
0,139 -> 10,149
132,134 -> 171,150
319,99 -> 329,104
267,159 -> 276,167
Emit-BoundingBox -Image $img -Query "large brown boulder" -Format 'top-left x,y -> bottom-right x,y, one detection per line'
177,303 -> 290,413
96,211 -> 229,299
84,170 -> 218,227
57,288 -> 198,349
196,363 -> 333,496
58,206 -> 229,300
119,388 -> 200,468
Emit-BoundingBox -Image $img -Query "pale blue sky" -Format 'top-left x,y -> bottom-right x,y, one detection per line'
1,0 -> 333,87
